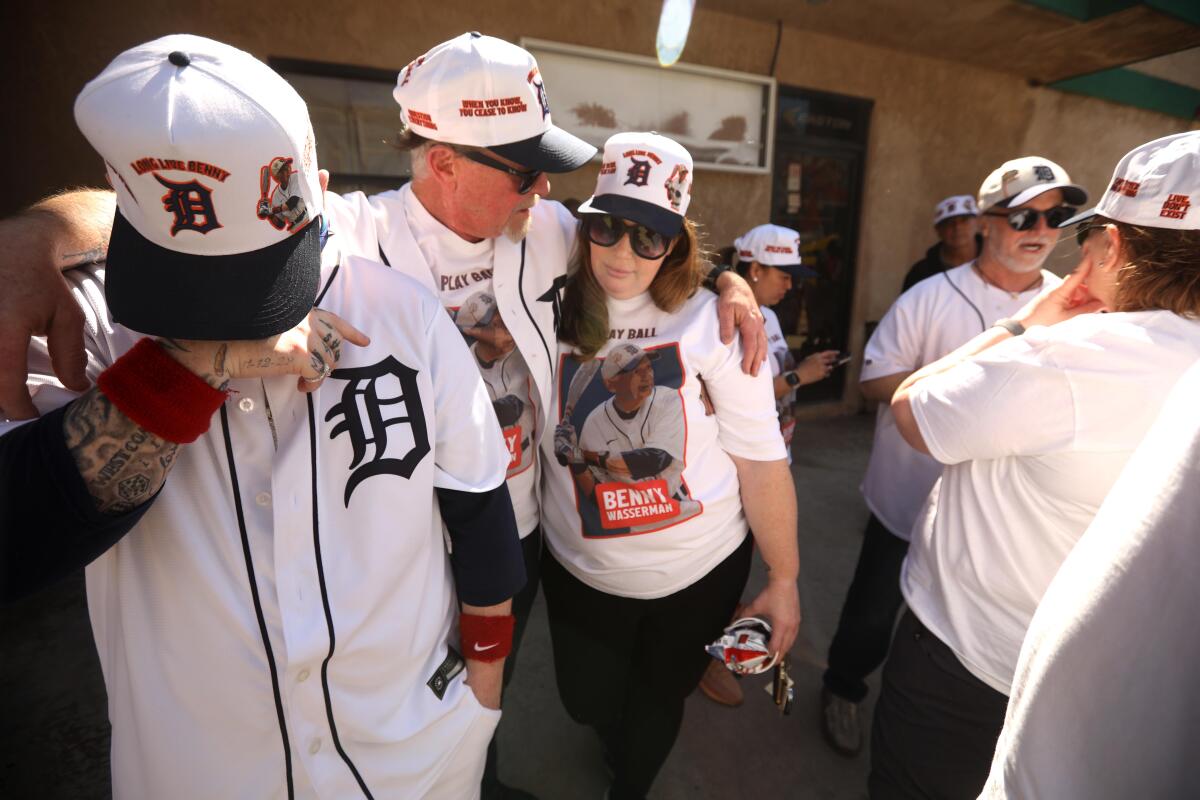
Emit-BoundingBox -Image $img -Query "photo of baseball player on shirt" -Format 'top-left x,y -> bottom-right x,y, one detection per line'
454,289 -> 536,478
555,343 -> 701,537
256,156 -> 308,231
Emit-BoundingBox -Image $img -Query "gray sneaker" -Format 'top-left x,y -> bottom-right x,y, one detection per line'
820,687 -> 863,757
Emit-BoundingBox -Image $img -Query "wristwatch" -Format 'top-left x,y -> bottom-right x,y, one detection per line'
784,371 -> 801,387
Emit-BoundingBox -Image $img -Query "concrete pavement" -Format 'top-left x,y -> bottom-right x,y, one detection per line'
0,414 -> 880,799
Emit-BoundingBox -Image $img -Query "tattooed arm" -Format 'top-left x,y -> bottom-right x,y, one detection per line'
0,189 -> 116,420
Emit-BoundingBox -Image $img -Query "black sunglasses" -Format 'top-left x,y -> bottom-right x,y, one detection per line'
584,214 -> 670,260
456,149 -> 542,194
984,206 -> 1077,232
1075,223 -> 1105,247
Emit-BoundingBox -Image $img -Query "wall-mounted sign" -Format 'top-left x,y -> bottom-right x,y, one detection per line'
522,38 -> 776,175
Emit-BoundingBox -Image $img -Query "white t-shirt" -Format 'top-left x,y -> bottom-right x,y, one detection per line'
980,359 -> 1200,800
395,189 -> 541,537
860,262 -> 1059,541
903,309 -> 1200,694
541,290 -> 785,598
762,306 -> 796,459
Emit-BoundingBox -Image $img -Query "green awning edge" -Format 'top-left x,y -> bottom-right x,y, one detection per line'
1019,0 -> 1200,24
1050,67 -> 1200,120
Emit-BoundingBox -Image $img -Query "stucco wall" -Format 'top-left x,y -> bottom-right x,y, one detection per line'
11,0 -> 1195,407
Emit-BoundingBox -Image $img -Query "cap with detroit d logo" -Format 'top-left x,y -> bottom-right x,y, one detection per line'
393,32 -> 596,173
977,156 -> 1087,212
932,195 -> 979,225
601,343 -> 661,381
455,290 -> 499,329
74,34 -> 323,341
578,132 -> 693,238
733,223 -> 816,279
1060,131 -> 1200,232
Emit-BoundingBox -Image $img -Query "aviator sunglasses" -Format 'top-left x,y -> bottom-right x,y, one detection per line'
984,206 -> 1077,232
457,149 -> 542,194
584,214 -> 671,260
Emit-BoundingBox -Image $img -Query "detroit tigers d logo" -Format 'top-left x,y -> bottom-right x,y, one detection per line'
326,356 -> 431,506
154,174 -> 221,236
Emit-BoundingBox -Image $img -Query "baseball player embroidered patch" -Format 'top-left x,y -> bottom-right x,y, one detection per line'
555,343 -> 702,537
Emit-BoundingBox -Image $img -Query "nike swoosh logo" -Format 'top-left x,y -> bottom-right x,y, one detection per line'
473,642 -> 499,652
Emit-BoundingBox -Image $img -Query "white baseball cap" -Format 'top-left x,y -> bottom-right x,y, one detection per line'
977,156 -> 1087,212
932,194 -> 980,225
1060,131 -> 1200,231
74,34 -> 323,340
601,343 -> 660,381
578,132 -> 693,237
393,32 -> 595,173
733,224 -> 816,278
455,290 -> 499,329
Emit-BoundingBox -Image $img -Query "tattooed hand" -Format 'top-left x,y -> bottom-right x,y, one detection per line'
159,309 -> 370,393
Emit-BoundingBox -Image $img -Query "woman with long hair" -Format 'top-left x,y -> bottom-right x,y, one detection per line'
539,132 -> 802,800
876,131 -> 1200,798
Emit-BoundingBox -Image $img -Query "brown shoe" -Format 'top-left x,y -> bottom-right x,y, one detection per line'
698,659 -> 744,707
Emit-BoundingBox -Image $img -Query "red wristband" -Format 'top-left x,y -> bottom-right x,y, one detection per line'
460,613 -> 515,662
96,338 -> 227,444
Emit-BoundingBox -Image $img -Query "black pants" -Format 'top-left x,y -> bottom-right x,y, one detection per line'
481,527 -> 543,792
542,536 -> 753,800
823,513 -> 909,702
869,611 -> 1008,800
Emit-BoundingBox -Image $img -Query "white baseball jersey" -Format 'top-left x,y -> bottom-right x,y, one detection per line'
5,240 -> 510,798
578,387 -> 701,530
859,261 -> 1059,541
324,185 -> 578,538
541,291 -> 785,599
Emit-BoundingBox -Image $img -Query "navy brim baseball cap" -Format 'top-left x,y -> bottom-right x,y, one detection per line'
576,194 -> 684,238
106,209 -> 321,340
491,125 -> 597,174
778,262 -> 818,279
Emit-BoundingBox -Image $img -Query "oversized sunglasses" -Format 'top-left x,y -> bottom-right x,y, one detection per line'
984,206 -> 1077,232
457,149 -> 542,194
584,214 -> 670,260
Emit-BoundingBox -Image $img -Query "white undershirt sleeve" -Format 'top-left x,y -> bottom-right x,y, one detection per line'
909,334 -> 1076,465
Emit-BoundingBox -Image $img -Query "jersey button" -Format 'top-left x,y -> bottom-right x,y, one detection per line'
255,491 -> 272,507
309,739 -> 322,755
297,668 -> 310,682
239,397 -> 255,413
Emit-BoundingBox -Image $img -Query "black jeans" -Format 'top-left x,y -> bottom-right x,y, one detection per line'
541,536 -> 753,800
481,526 -> 543,792
823,513 -> 909,703
869,611 -> 1009,800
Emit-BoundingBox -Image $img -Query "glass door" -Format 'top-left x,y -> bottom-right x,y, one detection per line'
769,87 -> 872,404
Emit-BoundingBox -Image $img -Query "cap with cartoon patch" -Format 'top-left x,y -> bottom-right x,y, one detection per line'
933,195 -> 979,225
733,224 -> 816,279
393,32 -> 596,173
578,132 -> 693,238
601,343 -> 661,381
977,156 -> 1087,212
1060,131 -> 1200,231
74,34 -> 323,341
455,290 -> 499,329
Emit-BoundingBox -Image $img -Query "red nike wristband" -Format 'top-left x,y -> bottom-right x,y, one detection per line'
97,338 -> 227,444
460,613 -> 515,662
